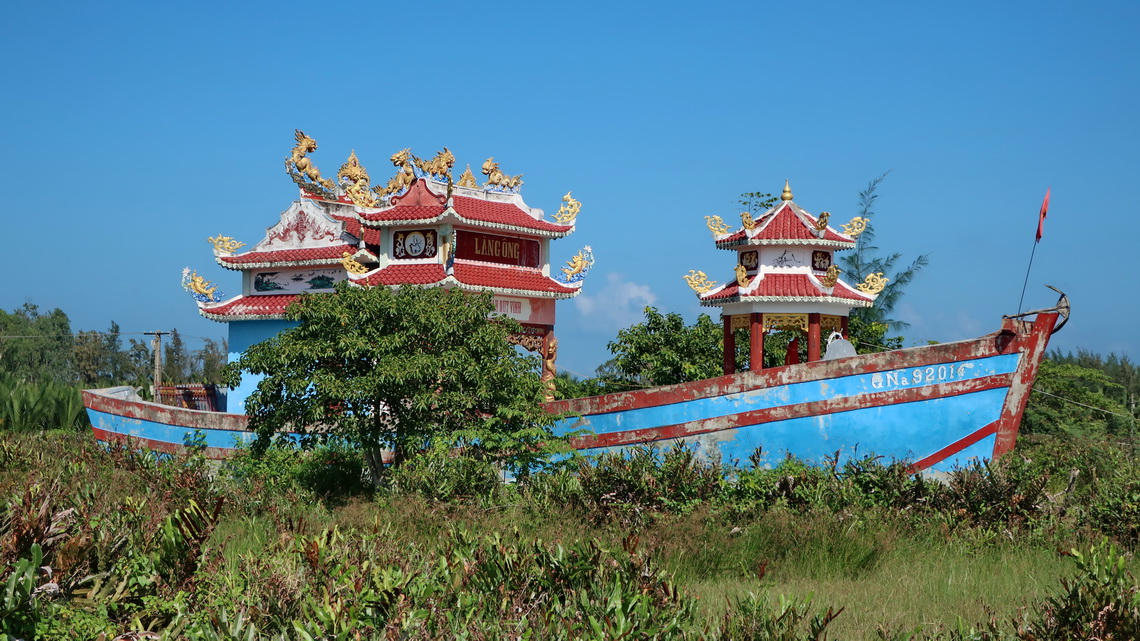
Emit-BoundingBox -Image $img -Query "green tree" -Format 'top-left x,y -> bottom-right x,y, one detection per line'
163,329 -> 193,384
606,307 -> 727,386
194,337 -> 228,384
225,282 -> 560,475
839,172 -> 929,331
0,303 -> 75,382
1024,358 -> 1133,435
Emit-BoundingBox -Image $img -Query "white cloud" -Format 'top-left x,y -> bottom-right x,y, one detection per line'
573,272 -> 658,333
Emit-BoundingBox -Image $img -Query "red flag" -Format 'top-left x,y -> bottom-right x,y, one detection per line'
1035,188 -> 1050,242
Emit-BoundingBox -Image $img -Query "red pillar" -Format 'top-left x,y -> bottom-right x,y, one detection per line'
722,314 -> 735,375
808,313 -> 821,362
749,312 -> 764,372
841,315 -> 849,339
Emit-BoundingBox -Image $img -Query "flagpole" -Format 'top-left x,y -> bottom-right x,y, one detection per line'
1018,188 -> 1051,315
1016,239 -> 1038,315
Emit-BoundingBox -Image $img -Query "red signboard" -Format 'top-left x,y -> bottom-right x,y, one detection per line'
456,230 -> 540,268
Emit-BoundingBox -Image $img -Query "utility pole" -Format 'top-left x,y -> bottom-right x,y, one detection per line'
144,331 -> 169,399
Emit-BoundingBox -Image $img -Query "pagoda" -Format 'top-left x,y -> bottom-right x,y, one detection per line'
186,131 -> 592,411
684,181 -> 886,374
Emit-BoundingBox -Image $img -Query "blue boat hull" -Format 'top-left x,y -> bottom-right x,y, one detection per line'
84,313 -> 1059,472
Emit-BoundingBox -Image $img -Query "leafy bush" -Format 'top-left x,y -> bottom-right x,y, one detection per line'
384,438 -> 505,503
1016,539 -> 1140,640
569,444 -> 725,522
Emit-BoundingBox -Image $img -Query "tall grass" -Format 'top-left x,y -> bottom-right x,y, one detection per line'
1,431 -> 1139,639
0,373 -> 88,432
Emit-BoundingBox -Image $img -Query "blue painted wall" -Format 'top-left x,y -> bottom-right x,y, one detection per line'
225,319 -> 299,413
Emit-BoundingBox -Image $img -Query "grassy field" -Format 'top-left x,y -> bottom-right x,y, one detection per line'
1,429 -> 1138,639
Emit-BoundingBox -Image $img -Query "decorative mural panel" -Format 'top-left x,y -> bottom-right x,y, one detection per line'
252,268 -> 343,294
392,229 -> 438,259
456,230 -> 541,268
730,315 -> 750,330
739,250 -> 759,273
811,250 -> 832,271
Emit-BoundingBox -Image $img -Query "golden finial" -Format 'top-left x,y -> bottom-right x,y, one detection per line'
683,270 -> 718,294
553,191 -> 582,225
705,215 -> 731,236
841,216 -> 868,238
207,235 -> 245,255
857,272 -> 889,295
781,179 -> 793,201
341,251 -> 369,275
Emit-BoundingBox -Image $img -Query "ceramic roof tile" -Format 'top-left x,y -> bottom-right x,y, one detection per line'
218,244 -> 357,267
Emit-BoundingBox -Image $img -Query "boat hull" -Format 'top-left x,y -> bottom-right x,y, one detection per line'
83,313 -> 1058,472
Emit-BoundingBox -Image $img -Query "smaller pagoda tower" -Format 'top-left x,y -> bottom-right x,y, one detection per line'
684,181 -> 886,374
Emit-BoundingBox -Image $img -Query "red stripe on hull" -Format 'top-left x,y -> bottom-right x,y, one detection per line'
91,427 -> 237,459
906,423 -> 998,473
569,373 -> 1014,450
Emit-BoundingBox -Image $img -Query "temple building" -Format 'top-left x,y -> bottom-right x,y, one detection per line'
684,181 -> 885,373
184,131 -> 592,411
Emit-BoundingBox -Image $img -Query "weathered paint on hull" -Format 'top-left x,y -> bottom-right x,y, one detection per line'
546,313 -> 1058,473
83,313 -> 1057,471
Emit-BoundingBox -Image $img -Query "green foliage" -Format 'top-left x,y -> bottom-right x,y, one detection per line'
1016,539 -> 1140,639
839,173 -> 929,331
0,302 -> 75,383
1024,359 -> 1133,435
227,283 -> 561,473
384,437 -> 505,503
0,373 -> 88,431
606,307 -> 726,386
569,444 -> 726,523
739,191 -> 778,215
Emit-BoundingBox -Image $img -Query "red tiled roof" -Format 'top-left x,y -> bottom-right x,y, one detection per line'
353,261 -> 578,296
451,196 -> 573,234
715,203 -> 853,247
358,204 -> 448,222
452,262 -> 578,294
355,263 -> 447,287
198,295 -> 301,321
699,273 -> 873,305
361,227 -> 381,244
218,244 -> 356,267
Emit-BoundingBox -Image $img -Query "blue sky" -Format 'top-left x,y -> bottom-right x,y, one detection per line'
2,1 -> 1136,377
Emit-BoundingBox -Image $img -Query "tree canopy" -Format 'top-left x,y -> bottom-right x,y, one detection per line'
226,282 -> 560,473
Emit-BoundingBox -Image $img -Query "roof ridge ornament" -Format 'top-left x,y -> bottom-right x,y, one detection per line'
181,267 -> 224,303
841,216 -> 868,238
375,148 -> 417,198
341,251 -> 370,275
819,264 -> 841,287
207,235 -> 245,255
482,157 -> 523,191
285,130 -> 337,200
734,264 -> 751,288
705,215 -> 731,237
781,179 -> 793,201
337,151 -> 380,208
740,212 -> 757,231
414,148 -> 456,181
456,164 -> 478,188
553,192 -> 581,225
813,211 -> 831,232
683,270 -> 718,294
559,246 -> 594,284
857,272 -> 888,295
